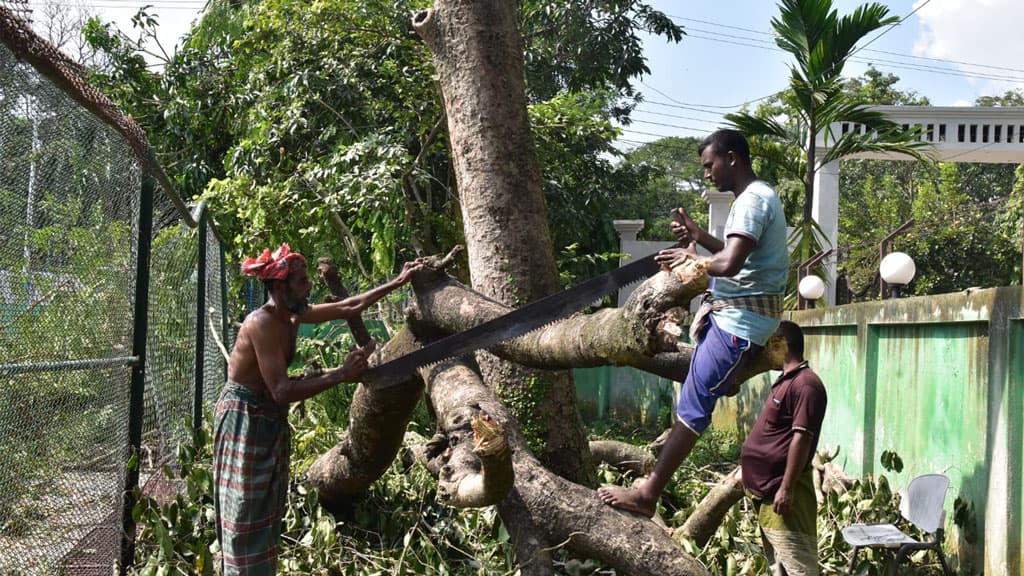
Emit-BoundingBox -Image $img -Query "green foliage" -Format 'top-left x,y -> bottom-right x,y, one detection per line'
677,460 -> 952,575
841,67 -> 930,107
129,403 -> 962,575
556,243 -> 626,291
83,9 -> 166,136
519,1 -> 683,102
880,450 -> 903,473
974,89 -> 1024,107
86,0 -> 684,289
0,196 -> 134,534
495,373 -> 555,454
617,136 -> 709,241
835,70 -> 1023,299
129,426 -> 218,576
840,156 -> 1023,299
952,496 -> 978,545
900,164 -> 1020,294
530,90 -> 653,281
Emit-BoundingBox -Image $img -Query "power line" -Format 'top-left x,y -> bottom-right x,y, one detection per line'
640,79 -> 784,111
849,0 -> 933,59
667,7 -> 1024,76
641,97 -> 744,116
850,56 -> 1024,84
863,47 -> 1024,76
631,108 -> 723,126
628,118 -> 715,133
620,127 -> 706,141
617,137 -> 698,153
676,30 -> 1024,85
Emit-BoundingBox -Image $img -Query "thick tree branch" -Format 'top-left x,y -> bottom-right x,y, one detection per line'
589,440 -> 655,477
673,466 -> 745,548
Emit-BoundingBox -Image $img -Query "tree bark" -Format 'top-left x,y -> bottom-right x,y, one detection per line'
409,342 -> 711,575
303,326 -> 424,510
411,2 -> 590,569
306,254 -> 784,570
307,0 -> 784,571
411,0 -> 591,492
589,440 -> 655,477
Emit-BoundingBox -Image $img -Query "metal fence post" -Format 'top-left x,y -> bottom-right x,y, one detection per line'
120,174 -> 154,575
194,205 -> 207,445
221,243 -> 230,372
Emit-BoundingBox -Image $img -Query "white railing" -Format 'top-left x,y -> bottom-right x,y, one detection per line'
816,105 -> 1024,163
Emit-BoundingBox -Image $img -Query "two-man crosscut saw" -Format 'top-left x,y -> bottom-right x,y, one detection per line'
362,247 -> 673,387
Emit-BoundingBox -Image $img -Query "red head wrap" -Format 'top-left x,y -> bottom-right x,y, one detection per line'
241,243 -> 307,281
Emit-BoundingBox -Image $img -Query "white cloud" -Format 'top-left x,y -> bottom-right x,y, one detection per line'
912,0 -> 1024,97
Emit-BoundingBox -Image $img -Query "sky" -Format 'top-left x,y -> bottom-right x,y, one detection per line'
625,0 -> 1024,147
17,0 -> 1024,149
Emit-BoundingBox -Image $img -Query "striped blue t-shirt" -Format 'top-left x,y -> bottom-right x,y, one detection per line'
712,180 -> 789,346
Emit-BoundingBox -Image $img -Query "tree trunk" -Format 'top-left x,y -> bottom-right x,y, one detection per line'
408,334 -> 710,576
307,0 -> 785,571
303,326 -> 424,509
411,2 -> 587,569
307,253 -> 783,572
411,0 -> 591,490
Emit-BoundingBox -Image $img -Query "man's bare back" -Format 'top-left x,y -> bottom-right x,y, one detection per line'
228,305 -> 299,397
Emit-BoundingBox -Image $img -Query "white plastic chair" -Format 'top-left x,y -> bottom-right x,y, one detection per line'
842,473 -> 953,576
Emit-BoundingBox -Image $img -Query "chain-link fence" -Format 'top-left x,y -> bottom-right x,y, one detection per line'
0,7 -> 234,575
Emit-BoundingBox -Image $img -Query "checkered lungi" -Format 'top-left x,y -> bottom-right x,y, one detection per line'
213,381 -> 291,575
752,469 -> 820,576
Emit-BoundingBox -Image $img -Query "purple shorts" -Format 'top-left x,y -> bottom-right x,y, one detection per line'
677,315 -> 761,434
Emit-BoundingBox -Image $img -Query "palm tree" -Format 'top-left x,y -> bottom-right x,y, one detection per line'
727,0 -> 932,253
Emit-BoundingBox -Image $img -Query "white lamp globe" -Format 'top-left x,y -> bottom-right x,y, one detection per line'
880,252 -> 916,285
798,275 -> 826,300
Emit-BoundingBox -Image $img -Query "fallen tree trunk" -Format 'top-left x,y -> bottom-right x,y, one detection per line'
673,466 -> 745,548
590,440 -> 655,477
414,356 -> 711,575
302,325 -> 424,509
305,252 -> 784,573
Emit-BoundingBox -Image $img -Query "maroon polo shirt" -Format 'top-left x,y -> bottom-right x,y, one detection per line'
741,361 -> 827,499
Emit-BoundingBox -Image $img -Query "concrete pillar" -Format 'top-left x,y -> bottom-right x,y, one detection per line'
701,189 -> 733,254
812,159 -> 840,305
612,219 -> 644,244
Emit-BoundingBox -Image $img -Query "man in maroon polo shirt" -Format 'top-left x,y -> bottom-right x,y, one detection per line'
741,320 -> 827,576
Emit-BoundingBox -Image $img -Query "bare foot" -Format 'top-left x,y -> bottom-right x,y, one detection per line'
597,485 -> 657,518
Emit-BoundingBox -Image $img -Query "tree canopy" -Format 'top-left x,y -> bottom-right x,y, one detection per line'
86,0 -> 684,291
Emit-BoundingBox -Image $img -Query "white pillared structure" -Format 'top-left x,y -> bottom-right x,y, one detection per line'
615,106 -> 1024,306
812,105 -> 1024,304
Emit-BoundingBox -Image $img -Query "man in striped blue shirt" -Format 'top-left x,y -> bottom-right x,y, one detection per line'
599,129 -> 789,517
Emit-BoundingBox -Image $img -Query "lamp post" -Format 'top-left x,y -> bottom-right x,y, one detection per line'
796,248 -> 833,309
798,275 -> 826,308
879,219 -> 914,300
880,251 -> 916,298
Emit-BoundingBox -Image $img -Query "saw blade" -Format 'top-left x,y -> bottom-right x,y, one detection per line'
362,249 -> 668,388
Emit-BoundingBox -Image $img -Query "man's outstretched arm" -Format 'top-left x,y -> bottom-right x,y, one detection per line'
300,259 -> 424,324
